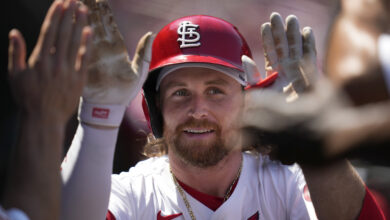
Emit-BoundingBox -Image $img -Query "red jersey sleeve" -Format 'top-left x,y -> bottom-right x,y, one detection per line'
358,187 -> 385,220
106,210 -> 116,220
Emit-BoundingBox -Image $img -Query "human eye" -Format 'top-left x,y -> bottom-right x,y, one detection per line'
207,87 -> 224,95
173,89 -> 189,97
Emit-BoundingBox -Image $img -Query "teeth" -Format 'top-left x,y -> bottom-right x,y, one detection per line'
185,129 -> 212,134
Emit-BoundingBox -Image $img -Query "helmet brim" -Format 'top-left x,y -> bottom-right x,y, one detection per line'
149,54 -> 243,73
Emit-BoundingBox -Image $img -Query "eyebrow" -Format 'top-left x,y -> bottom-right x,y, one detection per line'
163,81 -> 187,90
205,78 -> 230,86
163,78 -> 230,90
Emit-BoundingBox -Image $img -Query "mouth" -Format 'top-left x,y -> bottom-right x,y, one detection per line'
183,129 -> 214,134
182,128 -> 216,139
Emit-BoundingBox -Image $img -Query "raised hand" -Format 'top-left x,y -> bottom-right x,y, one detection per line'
5,1 -> 92,219
79,0 -> 153,105
8,0 -> 92,123
242,12 -> 320,162
261,13 -> 317,101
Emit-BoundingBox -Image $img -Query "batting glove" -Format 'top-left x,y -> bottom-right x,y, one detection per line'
243,13 -> 317,102
78,0 -> 153,127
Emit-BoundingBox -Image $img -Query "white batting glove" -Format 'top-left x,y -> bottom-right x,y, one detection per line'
78,0 -> 153,127
243,13 -> 317,102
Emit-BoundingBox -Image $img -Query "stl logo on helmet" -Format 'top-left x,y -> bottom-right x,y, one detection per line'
177,21 -> 201,48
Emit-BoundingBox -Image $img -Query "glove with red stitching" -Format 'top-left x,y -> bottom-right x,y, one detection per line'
243,13 -> 317,102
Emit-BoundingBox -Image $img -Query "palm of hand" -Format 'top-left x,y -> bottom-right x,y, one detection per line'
8,1 -> 91,122
261,13 -> 317,100
81,0 -> 152,104
269,58 -> 308,92
11,68 -> 79,121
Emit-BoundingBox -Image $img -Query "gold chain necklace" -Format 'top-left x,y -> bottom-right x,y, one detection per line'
170,158 -> 243,220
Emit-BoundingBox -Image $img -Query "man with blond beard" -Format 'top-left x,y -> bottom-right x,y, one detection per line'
60,0 -> 384,219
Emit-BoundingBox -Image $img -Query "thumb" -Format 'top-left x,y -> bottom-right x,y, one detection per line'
8,29 -> 27,74
125,32 -> 154,104
131,32 -> 154,80
242,55 -> 262,85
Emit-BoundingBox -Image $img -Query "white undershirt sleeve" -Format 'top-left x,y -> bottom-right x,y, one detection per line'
0,206 -> 30,220
378,34 -> 390,95
60,123 -> 119,220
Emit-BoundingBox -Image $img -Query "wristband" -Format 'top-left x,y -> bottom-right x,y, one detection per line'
378,34 -> 390,95
78,98 -> 126,127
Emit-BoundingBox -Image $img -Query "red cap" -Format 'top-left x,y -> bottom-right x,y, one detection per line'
149,15 -> 252,72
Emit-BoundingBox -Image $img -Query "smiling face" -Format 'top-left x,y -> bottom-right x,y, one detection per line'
159,67 -> 244,167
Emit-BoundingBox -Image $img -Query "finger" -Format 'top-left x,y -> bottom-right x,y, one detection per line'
97,0 -> 121,41
82,0 -> 106,39
80,0 -> 96,9
36,1 -> 64,60
56,0 -> 78,67
242,55 -> 262,85
261,22 -> 278,69
302,27 -> 317,84
8,29 -> 27,73
286,15 -> 302,60
97,0 -> 111,18
302,27 -> 316,58
76,26 -> 93,80
68,4 -> 88,70
270,12 -> 289,60
87,2 -> 106,39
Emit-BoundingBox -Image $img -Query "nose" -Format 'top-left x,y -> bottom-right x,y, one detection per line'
188,95 -> 208,119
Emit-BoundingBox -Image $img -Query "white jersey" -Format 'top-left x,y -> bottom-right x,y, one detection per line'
108,152 -> 317,220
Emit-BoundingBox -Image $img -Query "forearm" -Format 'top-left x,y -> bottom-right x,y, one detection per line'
61,123 -> 118,220
301,160 -> 365,220
3,113 -> 65,220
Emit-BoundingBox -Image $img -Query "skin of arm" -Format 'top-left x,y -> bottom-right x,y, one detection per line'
3,114 -> 66,220
301,160 -> 366,220
326,0 -> 390,106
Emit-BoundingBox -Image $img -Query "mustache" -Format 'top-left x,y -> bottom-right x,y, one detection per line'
175,118 -> 220,133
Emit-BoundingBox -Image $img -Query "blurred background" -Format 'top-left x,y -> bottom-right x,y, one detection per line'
1,0 -> 389,218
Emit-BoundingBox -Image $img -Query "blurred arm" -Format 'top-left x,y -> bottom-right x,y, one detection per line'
301,160 -> 366,220
3,0 -> 91,219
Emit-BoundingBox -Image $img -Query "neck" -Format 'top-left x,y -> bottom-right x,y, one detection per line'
169,150 -> 242,198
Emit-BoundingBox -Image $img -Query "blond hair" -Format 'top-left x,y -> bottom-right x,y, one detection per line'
143,133 -> 168,157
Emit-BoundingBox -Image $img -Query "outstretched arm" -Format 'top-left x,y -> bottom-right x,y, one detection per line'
242,0 -> 390,163
301,161 -> 366,220
60,0 -> 153,219
3,1 -> 91,219
245,13 -> 369,220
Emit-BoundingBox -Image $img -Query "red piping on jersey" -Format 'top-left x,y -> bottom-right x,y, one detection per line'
358,187 -> 385,220
177,178 -> 238,211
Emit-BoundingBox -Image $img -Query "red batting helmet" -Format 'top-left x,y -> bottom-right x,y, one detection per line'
143,15 -> 261,138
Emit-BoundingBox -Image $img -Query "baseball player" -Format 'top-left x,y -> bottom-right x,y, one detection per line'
60,0 -> 384,219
